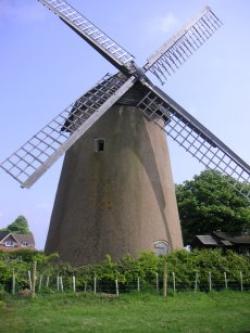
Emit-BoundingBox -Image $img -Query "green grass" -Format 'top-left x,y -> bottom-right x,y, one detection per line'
0,291 -> 250,333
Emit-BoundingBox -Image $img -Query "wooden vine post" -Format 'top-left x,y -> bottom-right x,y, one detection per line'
163,258 -> 168,298
73,274 -> 76,293
239,271 -> 244,292
32,260 -> 37,298
38,274 -> 43,292
115,278 -> 119,296
93,275 -> 97,294
28,270 -> 32,291
194,271 -> 199,292
137,275 -> 140,293
172,272 -> 176,295
12,269 -> 16,295
155,272 -> 159,293
46,275 -> 50,288
224,272 -> 228,290
208,272 -> 212,292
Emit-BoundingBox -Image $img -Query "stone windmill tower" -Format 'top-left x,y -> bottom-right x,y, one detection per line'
1,0 -> 250,265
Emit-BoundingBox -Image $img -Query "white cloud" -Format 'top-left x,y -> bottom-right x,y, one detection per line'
35,202 -> 50,210
150,12 -> 179,35
0,0 -> 47,23
158,12 -> 179,33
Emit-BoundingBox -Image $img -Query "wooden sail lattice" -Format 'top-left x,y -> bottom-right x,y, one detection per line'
144,6 -> 222,85
137,87 -> 250,200
1,1 -> 249,203
0,74 -> 133,188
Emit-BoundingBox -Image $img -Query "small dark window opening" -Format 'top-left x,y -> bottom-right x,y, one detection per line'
95,138 -> 105,152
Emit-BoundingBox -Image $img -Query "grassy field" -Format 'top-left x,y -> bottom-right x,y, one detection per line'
0,291 -> 249,333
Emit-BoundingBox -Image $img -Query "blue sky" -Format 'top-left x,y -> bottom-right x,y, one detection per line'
0,0 -> 249,249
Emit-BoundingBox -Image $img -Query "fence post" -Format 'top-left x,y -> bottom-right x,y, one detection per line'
194,271 -> 198,292
73,275 -> 76,293
60,276 -> 64,292
239,271 -> 244,292
38,274 -> 43,292
208,272 -> 212,292
32,260 -> 37,298
155,272 -> 159,293
84,281 -> 87,293
12,269 -> 16,295
56,275 -> 60,292
172,272 -> 176,295
137,276 -> 140,293
46,275 -> 50,288
93,275 -> 97,294
163,260 -> 168,298
115,279 -> 119,296
28,270 -> 32,291
224,272 -> 228,290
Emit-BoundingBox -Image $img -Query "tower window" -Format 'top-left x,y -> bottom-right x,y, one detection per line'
95,138 -> 105,152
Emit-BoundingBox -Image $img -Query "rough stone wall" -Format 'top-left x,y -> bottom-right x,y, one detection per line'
45,105 -> 183,265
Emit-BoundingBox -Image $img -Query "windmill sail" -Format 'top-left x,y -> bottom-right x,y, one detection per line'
137,82 -> 250,201
1,2 -> 248,201
38,0 -> 134,71
144,7 -> 222,85
0,75 -> 136,188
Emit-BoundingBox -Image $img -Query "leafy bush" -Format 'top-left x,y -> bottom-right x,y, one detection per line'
0,249 -> 249,294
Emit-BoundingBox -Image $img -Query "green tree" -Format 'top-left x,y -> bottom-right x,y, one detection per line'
176,170 -> 250,244
6,215 -> 30,234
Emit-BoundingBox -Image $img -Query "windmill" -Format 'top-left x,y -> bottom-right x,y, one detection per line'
1,0 -> 250,265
